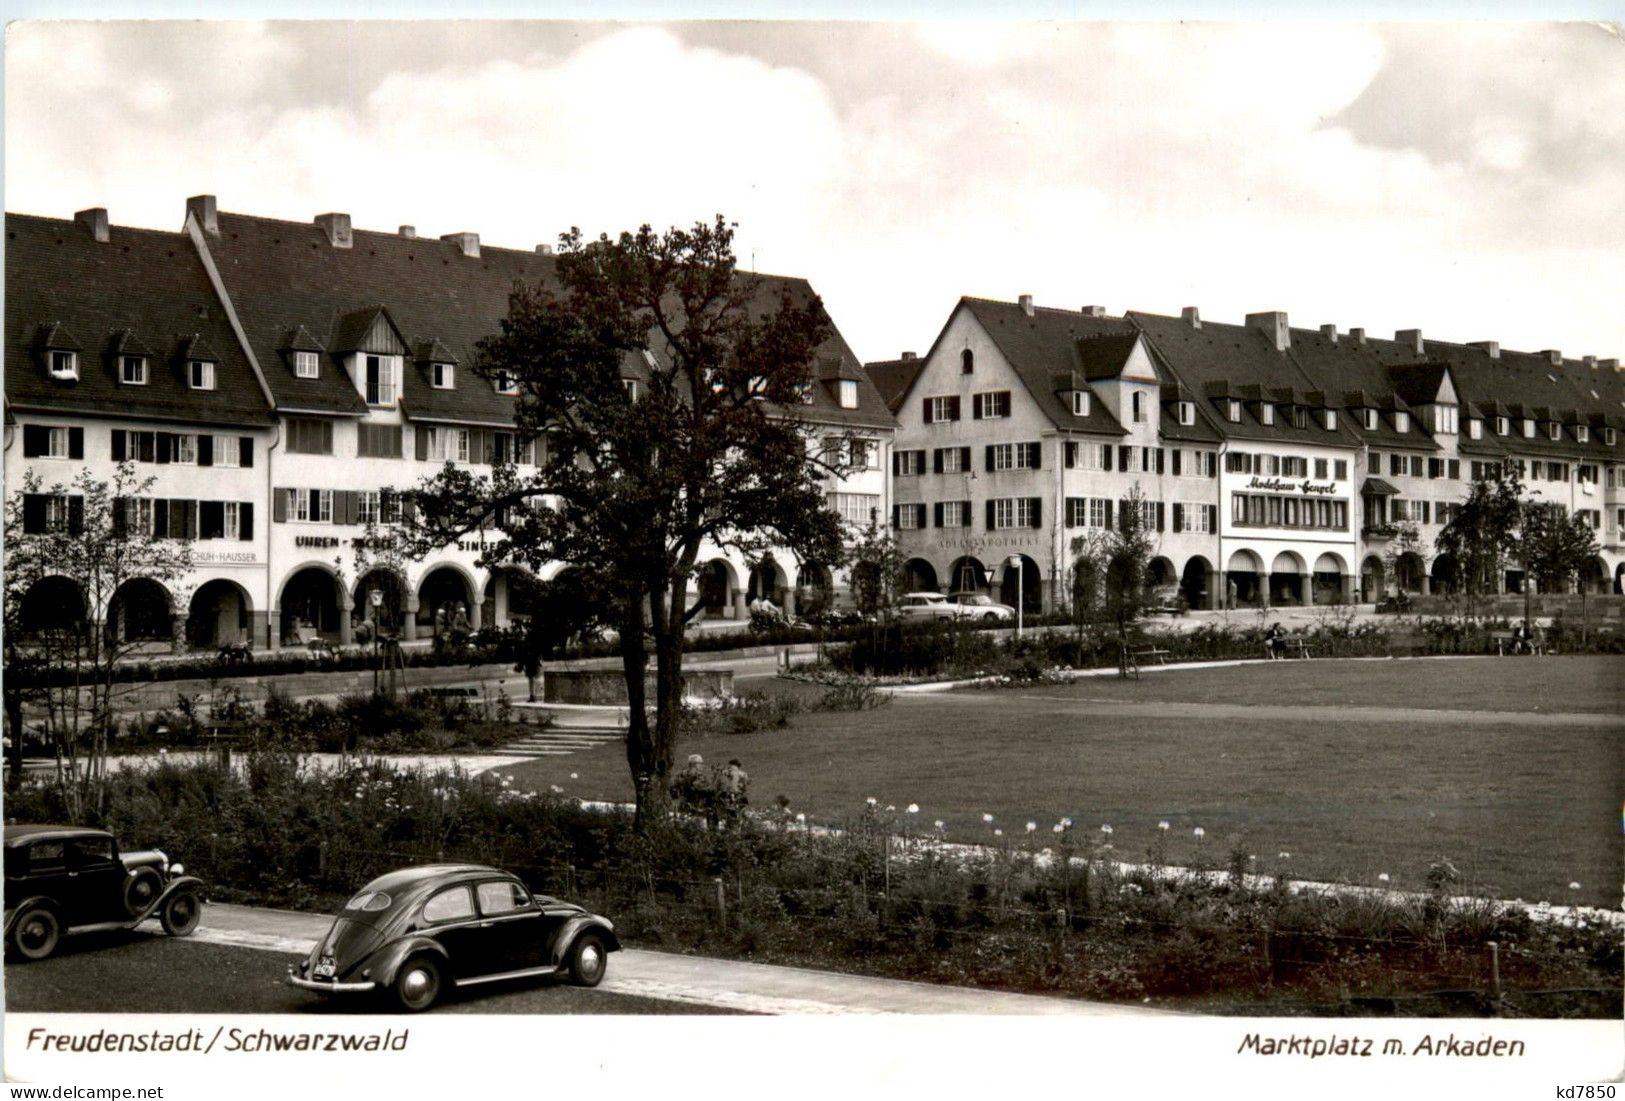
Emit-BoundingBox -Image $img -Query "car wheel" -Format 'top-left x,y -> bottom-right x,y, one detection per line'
10,906 -> 59,961
567,932 -> 608,987
984,612 -> 999,622
393,956 -> 443,1012
159,891 -> 201,937
124,868 -> 163,916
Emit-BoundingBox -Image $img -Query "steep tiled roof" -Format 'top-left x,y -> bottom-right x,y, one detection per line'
5,213 -> 273,427
957,298 -> 1129,436
200,211 -> 892,430
1128,312 -> 1364,449
863,357 -> 925,413
1285,328 -> 1438,450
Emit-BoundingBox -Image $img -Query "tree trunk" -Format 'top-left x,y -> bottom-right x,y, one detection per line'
4,676 -> 23,793
648,581 -> 683,801
618,581 -> 657,829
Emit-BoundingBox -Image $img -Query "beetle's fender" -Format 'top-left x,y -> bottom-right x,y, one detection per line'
3,897 -> 60,940
125,875 -> 207,926
550,916 -> 621,968
360,935 -> 452,988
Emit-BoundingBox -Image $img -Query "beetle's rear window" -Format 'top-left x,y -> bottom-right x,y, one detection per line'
344,890 -> 393,913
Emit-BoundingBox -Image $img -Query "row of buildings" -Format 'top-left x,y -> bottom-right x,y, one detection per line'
7,198 -> 1624,652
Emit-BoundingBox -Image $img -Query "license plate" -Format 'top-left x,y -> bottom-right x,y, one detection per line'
314,956 -> 336,979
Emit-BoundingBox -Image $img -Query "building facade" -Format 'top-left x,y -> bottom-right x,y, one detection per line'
878,297 -> 1625,612
5,199 -> 895,651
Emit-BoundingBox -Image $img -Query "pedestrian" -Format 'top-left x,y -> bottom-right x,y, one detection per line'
721,758 -> 749,825
1265,621 -> 1287,660
672,753 -> 707,815
1227,578 -> 1238,610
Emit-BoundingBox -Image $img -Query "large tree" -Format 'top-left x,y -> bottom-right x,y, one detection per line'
397,217 -> 848,823
4,463 -> 194,808
1434,463 -> 1524,617
1517,500 -> 1600,597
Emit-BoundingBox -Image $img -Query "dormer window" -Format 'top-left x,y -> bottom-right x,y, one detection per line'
795,382 -> 814,404
1291,406 -> 1307,429
189,360 -> 216,390
494,371 -> 519,396
362,354 -> 402,406
120,355 -> 147,385
1362,408 -> 1378,431
1576,424 -> 1589,443
1496,416 -> 1509,436
431,362 -> 454,389
1548,422 -> 1562,441
1433,404 -> 1458,434
623,378 -> 640,401
1394,411 -> 1410,433
1325,410 -> 1338,431
838,379 -> 859,409
1227,400 -> 1241,423
48,350 -> 79,381
294,351 -> 320,379
1604,427 -> 1616,446
1176,401 -> 1195,426
1522,418 -> 1535,438
1260,404 -> 1275,426
961,349 -> 974,374
1468,419 -> 1483,440
1131,391 -> 1146,423
1073,391 -> 1092,417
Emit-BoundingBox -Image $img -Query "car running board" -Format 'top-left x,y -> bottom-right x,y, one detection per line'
453,964 -> 561,988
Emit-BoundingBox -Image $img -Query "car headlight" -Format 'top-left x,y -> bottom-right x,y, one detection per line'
169,862 -> 185,877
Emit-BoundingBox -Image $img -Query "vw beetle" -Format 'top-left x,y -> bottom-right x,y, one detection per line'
289,864 -> 620,1011
4,824 -> 205,960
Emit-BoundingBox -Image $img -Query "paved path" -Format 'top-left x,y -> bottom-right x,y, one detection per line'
188,902 -> 1164,1017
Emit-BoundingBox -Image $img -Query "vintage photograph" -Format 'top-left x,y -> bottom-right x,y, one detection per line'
4,15 -> 1621,1091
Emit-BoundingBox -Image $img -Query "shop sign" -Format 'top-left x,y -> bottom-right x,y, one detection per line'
1243,476 -> 1341,497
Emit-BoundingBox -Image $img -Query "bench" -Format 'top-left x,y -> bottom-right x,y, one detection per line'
1120,646 -> 1170,679
1488,630 -> 1513,656
428,686 -> 480,699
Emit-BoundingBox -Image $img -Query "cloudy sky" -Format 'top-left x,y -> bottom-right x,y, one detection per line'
7,20 -> 1624,364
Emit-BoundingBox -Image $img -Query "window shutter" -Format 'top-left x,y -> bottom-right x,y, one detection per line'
1206,504 -> 1217,531
1173,503 -> 1184,532
240,502 -> 254,541
893,451 -> 902,476
415,427 -> 429,461
1103,445 -> 1113,471
1118,499 -> 1131,533
473,431 -> 489,465
985,445 -> 995,471
1104,499 -> 1114,529
1028,442 -> 1042,469
1171,449 -> 1181,476
240,436 -> 254,467
23,426 -> 48,457
1065,442 -> 1076,469
922,398 -> 933,424
933,502 -> 944,528
68,427 -> 84,460
960,501 -> 972,528
891,505 -> 900,529
932,449 -> 943,474
1156,501 -> 1165,531
272,489 -> 287,523
348,491 -> 361,524
136,432 -> 154,463
200,501 -> 224,540
366,359 -> 380,405
1211,454 -> 1219,479
959,447 -> 971,470
156,433 -> 172,463
110,496 -> 128,538
198,435 -> 214,466
22,495 -> 46,534
67,495 -> 85,536
1116,445 -> 1130,471
402,494 -> 416,524
986,500 -> 997,531
111,430 -> 127,461
321,420 -> 334,454
1155,448 -> 1165,475
154,499 -> 170,538
972,394 -> 983,420
1029,498 -> 1042,528
948,396 -> 960,421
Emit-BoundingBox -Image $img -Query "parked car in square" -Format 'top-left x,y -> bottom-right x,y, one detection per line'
3,824 -> 204,961
288,864 -> 621,1012
947,592 -> 1017,622
896,592 -> 964,621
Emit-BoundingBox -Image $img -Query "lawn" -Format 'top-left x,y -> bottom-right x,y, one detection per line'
496,656 -> 1624,909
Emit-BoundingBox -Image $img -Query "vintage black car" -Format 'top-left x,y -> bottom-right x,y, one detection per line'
3,824 -> 205,960
288,864 -> 621,1012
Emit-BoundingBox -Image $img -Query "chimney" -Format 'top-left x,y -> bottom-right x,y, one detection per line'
1542,349 -> 1563,366
1018,294 -> 1034,317
1245,311 -> 1290,352
1181,306 -> 1201,329
74,207 -> 109,243
398,225 -> 416,239
1584,355 -> 1598,369
535,244 -> 554,256
1469,340 -> 1500,359
1349,327 -> 1366,344
315,212 -> 353,249
1396,328 -> 1424,355
186,194 -> 218,236
441,232 -> 480,258
1319,323 -> 1338,343
900,351 -> 917,361
1080,305 -> 1106,318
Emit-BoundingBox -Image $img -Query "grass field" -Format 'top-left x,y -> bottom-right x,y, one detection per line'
497,655 -> 1624,909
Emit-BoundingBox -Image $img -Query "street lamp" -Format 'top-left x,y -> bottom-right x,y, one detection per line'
1006,555 -> 1024,639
